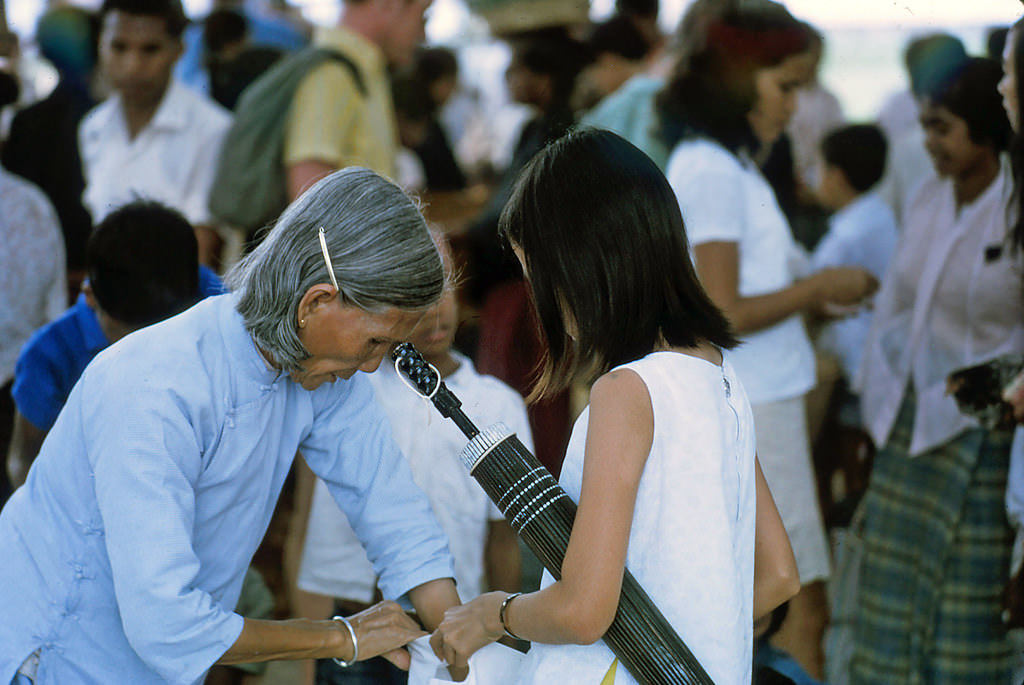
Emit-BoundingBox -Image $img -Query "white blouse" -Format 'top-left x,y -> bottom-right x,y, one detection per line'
518,352 -> 757,684
666,138 -> 816,405
858,161 -> 1024,455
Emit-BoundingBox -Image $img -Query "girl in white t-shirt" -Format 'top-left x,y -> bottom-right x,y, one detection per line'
656,3 -> 878,676
427,128 -> 799,683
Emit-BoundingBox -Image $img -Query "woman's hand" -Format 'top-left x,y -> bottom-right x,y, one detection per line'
812,267 -> 879,310
218,600 -> 426,668
429,591 -> 507,670
345,600 -> 428,669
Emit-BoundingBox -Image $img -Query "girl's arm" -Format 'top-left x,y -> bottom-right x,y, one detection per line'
752,457 -> 800,621
693,241 -> 877,335
430,368 -> 653,667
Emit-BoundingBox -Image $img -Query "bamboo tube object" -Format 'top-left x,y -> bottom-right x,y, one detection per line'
391,343 -> 714,685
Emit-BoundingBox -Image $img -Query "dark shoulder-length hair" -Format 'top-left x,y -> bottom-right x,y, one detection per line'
656,0 -> 812,154
499,128 -> 738,401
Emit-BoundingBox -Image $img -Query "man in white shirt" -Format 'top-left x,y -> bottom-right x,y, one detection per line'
80,0 -> 232,267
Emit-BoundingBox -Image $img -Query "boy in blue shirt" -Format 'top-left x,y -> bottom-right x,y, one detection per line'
7,200 -> 222,489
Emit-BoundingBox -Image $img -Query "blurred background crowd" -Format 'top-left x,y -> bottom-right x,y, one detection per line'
3,0 -> 1024,683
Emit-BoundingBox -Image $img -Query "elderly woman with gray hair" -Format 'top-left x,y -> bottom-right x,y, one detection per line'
0,168 -> 463,685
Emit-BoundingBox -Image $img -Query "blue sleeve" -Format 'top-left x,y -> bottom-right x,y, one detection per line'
12,327 -> 76,431
300,375 -> 455,604
198,266 -> 227,297
82,369 -> 244,684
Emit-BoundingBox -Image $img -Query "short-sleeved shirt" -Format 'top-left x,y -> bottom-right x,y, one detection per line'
858,163 -> 1024,455
0,169 -> 66,386
666,138 -> 816,405
810,192 -> 899,381
79,78 -> 232,225
299,353 -> 533,603
283,26 -> 397,179
0,294 -> 453,684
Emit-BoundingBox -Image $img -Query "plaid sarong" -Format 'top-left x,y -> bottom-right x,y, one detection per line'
849,391 -> 1014,684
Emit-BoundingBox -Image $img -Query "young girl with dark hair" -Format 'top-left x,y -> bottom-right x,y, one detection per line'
428,128 -> 799,683
656,1 -> 878,676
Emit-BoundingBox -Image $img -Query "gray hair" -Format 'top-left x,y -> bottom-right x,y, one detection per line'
225,167 -> 445,373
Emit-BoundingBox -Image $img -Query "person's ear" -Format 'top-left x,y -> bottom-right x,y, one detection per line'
82,280 -> 99,311
296,283 -> 339,328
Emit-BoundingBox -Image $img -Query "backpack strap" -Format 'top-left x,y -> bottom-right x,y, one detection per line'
311,47 -> 367,97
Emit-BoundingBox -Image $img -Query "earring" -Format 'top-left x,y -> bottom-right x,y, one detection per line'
299,319 -> 306,328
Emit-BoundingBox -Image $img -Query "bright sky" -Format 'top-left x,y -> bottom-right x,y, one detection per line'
8,0 -> 1022,38
779,0 -> 1020,29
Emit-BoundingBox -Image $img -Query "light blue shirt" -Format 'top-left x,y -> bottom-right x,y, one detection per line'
580,74 -> 670,171
0,294 -> 453,685
810,192 -> 898,382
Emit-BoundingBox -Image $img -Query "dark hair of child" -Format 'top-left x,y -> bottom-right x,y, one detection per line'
499,128 -> 738,400
87,201 -> 200,327
99,0 -> 188,38
820,124 -> 888,194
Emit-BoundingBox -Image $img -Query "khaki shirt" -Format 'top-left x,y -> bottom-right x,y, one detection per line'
283,25 -> 397,179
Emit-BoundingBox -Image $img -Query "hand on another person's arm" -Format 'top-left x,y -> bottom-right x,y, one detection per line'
218,601 -> 426,667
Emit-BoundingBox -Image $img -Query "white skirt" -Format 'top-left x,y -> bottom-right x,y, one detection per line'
752,395 -> 831,584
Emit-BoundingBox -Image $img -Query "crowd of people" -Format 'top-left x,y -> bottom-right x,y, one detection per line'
3,0 -> 1024,684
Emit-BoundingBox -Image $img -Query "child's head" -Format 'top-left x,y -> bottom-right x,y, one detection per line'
499,128 -> 737,400
817,124 -> 887,210
407,234 -> 459,364
86,200 -> 200,341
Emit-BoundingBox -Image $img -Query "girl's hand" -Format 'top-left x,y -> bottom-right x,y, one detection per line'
345,600 -> 428,669
813,267 -> 878,310
429,591 -> 507,670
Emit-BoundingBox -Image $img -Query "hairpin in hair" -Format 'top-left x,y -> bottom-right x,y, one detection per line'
318,227 -> 339,290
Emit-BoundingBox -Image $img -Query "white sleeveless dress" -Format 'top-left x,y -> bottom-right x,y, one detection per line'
516,351 -> 758,684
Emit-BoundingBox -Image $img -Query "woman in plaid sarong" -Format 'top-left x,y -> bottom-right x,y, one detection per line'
850,58 -> 1024,683
851,392 -> 1014,683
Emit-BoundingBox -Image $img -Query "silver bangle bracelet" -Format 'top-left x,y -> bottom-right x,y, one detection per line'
499,592 -> 523,640
331,615 -> 359,667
